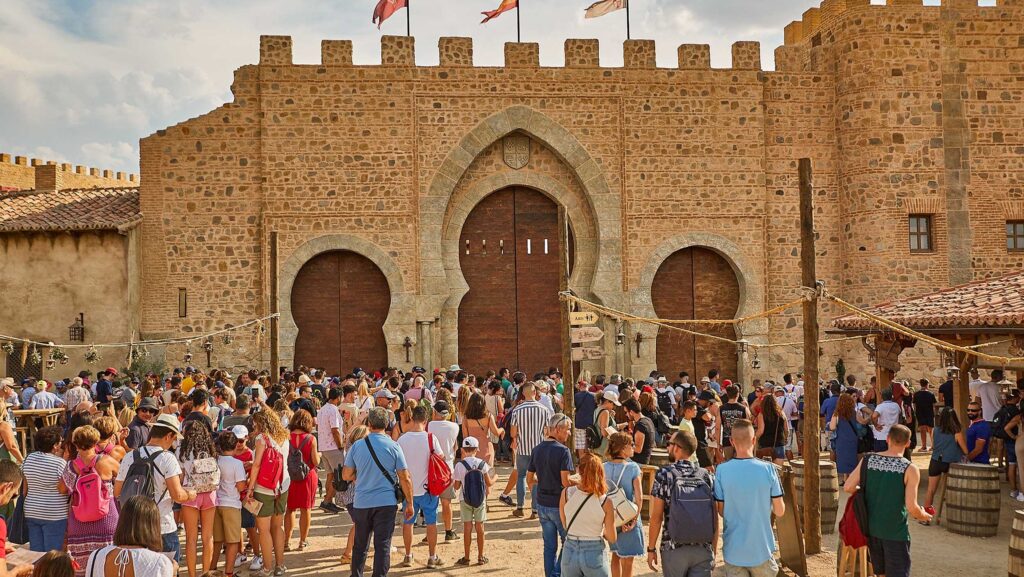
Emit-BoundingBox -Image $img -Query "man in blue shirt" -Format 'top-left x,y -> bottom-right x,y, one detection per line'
573,379 -> 597,458
966,401 -> 992,464
95,367 -> 117,404
344,407 -> 414,577
821,382 -> 842,431
714,419 -> 786,577
527,414 -> 575,577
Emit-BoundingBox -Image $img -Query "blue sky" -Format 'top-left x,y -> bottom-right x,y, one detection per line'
0,0 -> 832,174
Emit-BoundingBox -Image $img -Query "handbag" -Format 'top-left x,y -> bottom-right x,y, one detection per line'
839,454 -> 871,549
605,463 -> 639,528
7,495 -> 28,545
365,437 -> 405,505
185,452 -> 221,494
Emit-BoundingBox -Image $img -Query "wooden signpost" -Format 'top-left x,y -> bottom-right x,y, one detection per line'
571,347 -> 605,361
799,158 -> 822,555
569,311 -> 599,326
571,326 -> 605,343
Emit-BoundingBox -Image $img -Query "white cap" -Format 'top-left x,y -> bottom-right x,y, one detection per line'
602,390 -> 622,406
462,437 -> 480,449
230,425 -> 249,439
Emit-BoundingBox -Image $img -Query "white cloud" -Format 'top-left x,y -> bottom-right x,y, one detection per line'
0,0 -> 820,174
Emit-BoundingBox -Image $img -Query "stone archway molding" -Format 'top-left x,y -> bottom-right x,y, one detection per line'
278,234 -> 416,370
630,232 -> 767,381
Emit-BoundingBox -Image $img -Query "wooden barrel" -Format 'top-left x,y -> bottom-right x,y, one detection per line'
1010,510 -> 1024,577
791,459 -> 839,535
639,464 -> 659,522
946,462 -> 1000,537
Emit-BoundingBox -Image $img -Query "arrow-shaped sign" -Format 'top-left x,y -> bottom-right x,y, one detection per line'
569,311 -> 600,326
571,347 -> 605,361
571,327 -> 605,344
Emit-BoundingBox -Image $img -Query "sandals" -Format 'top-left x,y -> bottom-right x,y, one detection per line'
298,541 -> 309,552
456,557 -> 472,566
341,554 -> 353,564
478,557 -> 490,565
284,543 -> 292,552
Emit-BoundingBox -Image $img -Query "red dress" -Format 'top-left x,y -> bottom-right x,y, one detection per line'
286,431 -> 319,510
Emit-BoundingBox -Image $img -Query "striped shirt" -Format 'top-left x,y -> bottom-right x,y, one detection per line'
22,452 -> 69,521
510,401 -> 553,457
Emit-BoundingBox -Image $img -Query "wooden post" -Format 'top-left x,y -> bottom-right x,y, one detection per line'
799,158 -> 822,554
953,350 -> 973,426
269,231 -> 280,376
559,207 -> 575,422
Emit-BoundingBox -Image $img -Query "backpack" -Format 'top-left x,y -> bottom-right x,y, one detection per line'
585,409 -> 608,450
256,435 -> 285,492
993,404 -> 1019,440
667,469 -> 716,544
653,411 -> 674,436
288,434 -> 312,481
70,456 -> 112,523
460,459 -> 487,508
426,433 -> 452,496
656,389 -> 674,416
118,448 -> 167,507
184,452 -> 221,494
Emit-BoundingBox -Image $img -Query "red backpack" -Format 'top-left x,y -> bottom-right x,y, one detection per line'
256,435 -> 284,493
426,433 -> 452,497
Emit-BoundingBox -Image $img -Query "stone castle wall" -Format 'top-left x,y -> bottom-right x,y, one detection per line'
0,153 -> 136,191
139,0 -> 1024,382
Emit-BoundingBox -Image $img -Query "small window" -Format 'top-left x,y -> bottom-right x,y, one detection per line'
909,215 -> 933,253
1008,221 -> 1024,252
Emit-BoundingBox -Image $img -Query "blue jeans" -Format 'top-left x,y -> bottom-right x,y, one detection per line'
560,537 -> 609,577
162,531 -> 181,562
351,505 -> 398,577
515,454 -> 536,509
26,517 -> 66,553
538,504 -> 566,577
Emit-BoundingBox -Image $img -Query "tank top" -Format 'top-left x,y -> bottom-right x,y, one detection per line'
759,409 -> 786,448
564,487 -> 607,539
931,429 -> 963,464
864,453 -> 911,541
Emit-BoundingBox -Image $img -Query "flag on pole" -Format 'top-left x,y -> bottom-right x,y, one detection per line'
585,0 -> 626,19
373,0 -> 408,28
482,0 -> 517,23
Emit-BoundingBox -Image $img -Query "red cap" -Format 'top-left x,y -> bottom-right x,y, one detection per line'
105,367 -> 119,376
723,379 -> 732,387
641,385 -> 654,393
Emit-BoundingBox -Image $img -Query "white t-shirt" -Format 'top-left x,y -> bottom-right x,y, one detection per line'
426,420 -> 460,468
970,379 -> 1002,422
775,395 -> 799,424
873,401 -> 902,441
116,445 -> 183,534
217,455 -> 247,509
537,394 -> 554,413
397,431 -> 443,497
317,403 -> 344,451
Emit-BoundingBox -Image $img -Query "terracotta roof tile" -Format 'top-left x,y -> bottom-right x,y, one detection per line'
832,271 -> 1024,331
0,187 -> 141,233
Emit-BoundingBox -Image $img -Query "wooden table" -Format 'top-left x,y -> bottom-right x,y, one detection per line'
649,448 -> 670,467
13,408 -> 64,454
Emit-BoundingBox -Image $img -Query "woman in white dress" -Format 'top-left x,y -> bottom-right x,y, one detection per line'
85,496 -> 176,577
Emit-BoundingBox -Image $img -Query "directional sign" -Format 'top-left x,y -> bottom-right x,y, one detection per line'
571,347 -> 605,361
571,327 -> 605,344
569,311 -> 600,326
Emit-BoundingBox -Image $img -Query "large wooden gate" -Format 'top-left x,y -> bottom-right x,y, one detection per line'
651,247 -> 740,381
458,188 -> 570,376
291,250 -> 390,375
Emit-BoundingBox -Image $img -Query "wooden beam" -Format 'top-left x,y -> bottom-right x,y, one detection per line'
799,158 -> 822,555
558,206 -> 575,423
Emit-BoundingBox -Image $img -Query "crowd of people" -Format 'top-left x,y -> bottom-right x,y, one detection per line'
0,362 -> 1015,577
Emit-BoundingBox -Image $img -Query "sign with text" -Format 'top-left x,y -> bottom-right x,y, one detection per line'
570,326 -> 605,344
569,311 -> 600,325
571,347 -> 605,361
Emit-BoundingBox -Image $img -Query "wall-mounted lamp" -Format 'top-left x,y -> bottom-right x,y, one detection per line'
634,332 -> 644,358
403,336 -> 414,363
68,313 -> 85,342
616,325 -> 626,346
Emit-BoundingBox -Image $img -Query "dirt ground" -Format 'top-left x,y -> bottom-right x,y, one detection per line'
242,454 -> 1010,577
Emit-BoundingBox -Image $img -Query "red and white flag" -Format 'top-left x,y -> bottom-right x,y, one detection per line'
373,0 -> 408,28
481,0 -> 518,23
584,0 -> 626,19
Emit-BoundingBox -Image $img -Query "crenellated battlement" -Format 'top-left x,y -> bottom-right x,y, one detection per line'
257,34 -> 765,71
0,152 -> 137,186
784,0 -> 1022,46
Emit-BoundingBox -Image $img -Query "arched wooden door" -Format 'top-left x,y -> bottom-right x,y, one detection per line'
458,188 -> 571,376
291,250 -> 390,374
651,247 -> 739,381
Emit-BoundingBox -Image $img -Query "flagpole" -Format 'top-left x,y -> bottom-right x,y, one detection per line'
407,0 -> 411,37
516,0 -> 521,43
626,0 -> 631,40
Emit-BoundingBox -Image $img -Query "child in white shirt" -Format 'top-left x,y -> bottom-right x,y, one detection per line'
452,437 -> 493,566
213,430 -> 248,575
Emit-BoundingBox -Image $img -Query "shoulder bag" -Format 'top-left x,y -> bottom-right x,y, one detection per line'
605,463 -> 639,527
365,437 -> 405,505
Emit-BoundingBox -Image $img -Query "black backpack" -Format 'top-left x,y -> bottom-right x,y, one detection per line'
118,448 -> 167,507
656,389 -> 674,416
993,404 -> 1019,440
586,409 -> 609,450
288,435 -> 312,481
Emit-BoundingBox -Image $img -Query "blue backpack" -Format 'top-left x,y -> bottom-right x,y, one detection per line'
460,459 -> 487,509
667,469 -> 715,544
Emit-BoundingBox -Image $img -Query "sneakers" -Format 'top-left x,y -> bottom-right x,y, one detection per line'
529,511 -> 538,520
498,495 -> 515,508
427,556 -> 445,568
512,508 -> 524,518
400,554 -> 414,567
320,501 -> 342,514
1011,490 -> 1020,499
444,530 -> 459,542
234,554 -> 250,569
1016,493 -> 1024,502
250,555 -> 265,572
273,566 -> 287,577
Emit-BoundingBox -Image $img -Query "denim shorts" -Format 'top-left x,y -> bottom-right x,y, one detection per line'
404,494 -> 439,525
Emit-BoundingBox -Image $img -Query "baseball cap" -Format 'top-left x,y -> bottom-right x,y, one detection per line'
641,385 -> 654,394
230,425 -> 249,440
412,366 -> 425,373
462,437 -> 480,449
104,367 -> 119,377
374,389 -> 395,400
78,370 -> 91,378
723,379 -> 732,387
138,398 -> 160,412
698,390 -> 717,401
130,377 -> 140,384
434,401 -> 451,416
353,367 -> 365,376
298,374 -> 311,384
151,414 -> 183,439
603,390 -> 622,406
